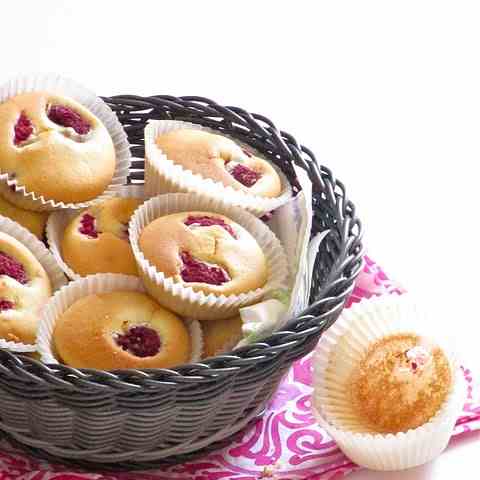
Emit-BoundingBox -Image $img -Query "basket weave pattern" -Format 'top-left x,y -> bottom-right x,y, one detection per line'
0,95 -> 363,470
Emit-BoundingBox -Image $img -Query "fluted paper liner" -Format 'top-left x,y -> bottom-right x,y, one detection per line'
37,273 -> 202,366
187,317 -> 204,363
312,294 -> 465,471
46,185 -> 148,281
0,215 -> 67,352
0,73 -> 131,211
144,120 -> 292,217
129,193 -> 289,320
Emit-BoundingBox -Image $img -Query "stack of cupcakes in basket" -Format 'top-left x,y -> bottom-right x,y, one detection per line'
0,74 -> 292,370
0,73 -> 133,353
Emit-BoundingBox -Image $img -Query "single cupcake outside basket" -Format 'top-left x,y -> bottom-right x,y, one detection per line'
312,294 -> 465,471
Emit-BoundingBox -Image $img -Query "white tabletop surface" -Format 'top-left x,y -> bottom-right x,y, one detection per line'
3,1 -> 479,477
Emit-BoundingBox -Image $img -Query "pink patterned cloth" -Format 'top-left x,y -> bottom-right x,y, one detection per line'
0,256 -> 478,480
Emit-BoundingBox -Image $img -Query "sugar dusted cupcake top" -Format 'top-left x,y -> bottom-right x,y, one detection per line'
348,333 -> 452,434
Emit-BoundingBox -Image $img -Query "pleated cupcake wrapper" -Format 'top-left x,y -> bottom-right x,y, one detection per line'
144,120 -> 292,217
0,73 -> 131,211
187,317 -> 204,363
0,215 -> 68,352
129,193 -> 290,320
46,185 -> 148,281
36,273 -> 202,366
311,294 -> 465,471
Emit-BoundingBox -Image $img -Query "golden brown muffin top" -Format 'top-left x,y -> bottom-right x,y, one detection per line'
139,211 -> 268,297
54,291 -> 191,370
0,91 -> 115,204
349,333 -> 452,433
155,129 -> 282,198
61,197 -> 142,276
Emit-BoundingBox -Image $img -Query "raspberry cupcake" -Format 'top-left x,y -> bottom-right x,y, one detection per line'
144,121 -> 292,216
0,194 -> 48,239
0,231 -> 51,344
37,274 -> 202,369
129,194 -> 289,320
0,74 -> 131,211
0,216 -> 66,350
139,212 -> 268,297
54,291 -> 191,370
0,216 -> 67,349
49,195 -> 143,279
155,129 -> 281,198
312,295 -> 464,471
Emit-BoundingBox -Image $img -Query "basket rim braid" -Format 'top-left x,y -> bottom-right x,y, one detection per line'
0,94 -> 363,469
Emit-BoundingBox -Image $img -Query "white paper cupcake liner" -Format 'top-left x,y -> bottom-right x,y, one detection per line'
46,185 -> 147,281
36,273 -> 202,366
187,317 -> 204,362
312,294 -> 465,471
129,193 -> 290,320
0,73 -> 131,211
144,120 -> 292,217
0,215 -> 68,352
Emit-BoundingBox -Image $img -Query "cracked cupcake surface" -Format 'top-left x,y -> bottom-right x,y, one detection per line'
0,232 -> 51,344
183,215 -> 236,238
53,291 -> 191,370
154,129 -> 282,198
61,197 -> 143,277
0,91 -> 115,208
138,211 -> 268,297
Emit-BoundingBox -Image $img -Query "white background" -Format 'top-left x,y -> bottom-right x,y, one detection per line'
2,1 -> 479,478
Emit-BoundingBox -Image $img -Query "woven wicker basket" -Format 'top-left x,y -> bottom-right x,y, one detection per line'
0,95 -> 363,471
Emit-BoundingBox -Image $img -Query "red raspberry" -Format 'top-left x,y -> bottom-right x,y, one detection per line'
115,326 -> 161,357
14,112 -> 33,145
0,300 -> 14,311
0,252 -> 27,284
230,164 -> 261,187
180,251 -> 229,285
48,105 -> 91,135
79,214 -> 98,238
